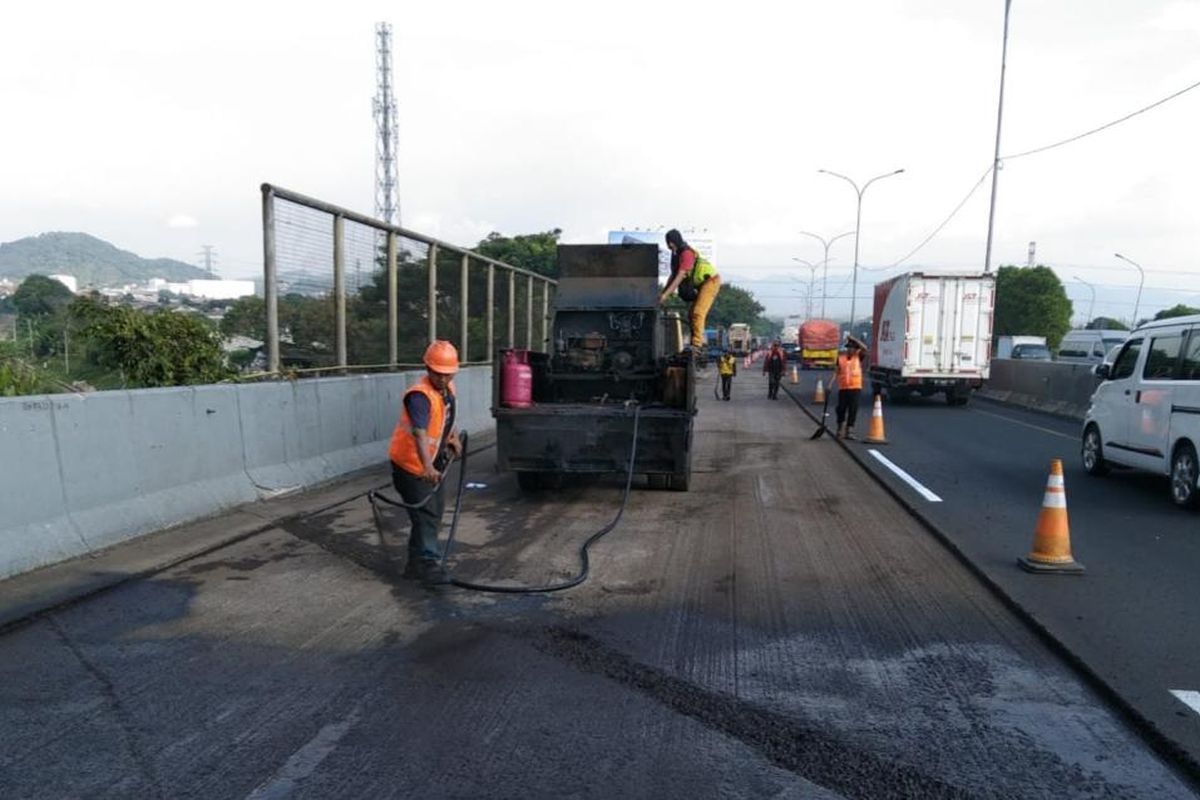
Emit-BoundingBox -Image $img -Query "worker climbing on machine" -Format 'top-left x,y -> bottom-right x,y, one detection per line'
763,339 -> 787,400
835,334 -> 867,439
717,349 -> 737,401
658,229 -> 721,358
387,340 -> 463,586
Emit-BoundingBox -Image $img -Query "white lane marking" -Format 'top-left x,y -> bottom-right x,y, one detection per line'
1171,690 -> 1200,717
245,707 -> 360,800
868,450 -> 943,503
972,408 -> 1077,441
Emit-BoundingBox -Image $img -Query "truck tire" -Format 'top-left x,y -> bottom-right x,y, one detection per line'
888,386 -> 912,404
668,472 -> 690,491
647,473 -> 669,491
945,389 -> 970,406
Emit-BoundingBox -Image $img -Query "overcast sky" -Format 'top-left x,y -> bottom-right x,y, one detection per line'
3,0 -> 1198,322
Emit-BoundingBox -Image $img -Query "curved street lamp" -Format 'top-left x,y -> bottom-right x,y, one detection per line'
1072,276 -> 1095,326
1113,253 -> 1145,327
799,229 -> 855,318
792,257 -> 818,319
818,168 -> 905,326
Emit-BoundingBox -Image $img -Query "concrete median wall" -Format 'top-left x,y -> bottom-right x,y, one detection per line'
979,359 -> 1099,420
0,366 -> 493,580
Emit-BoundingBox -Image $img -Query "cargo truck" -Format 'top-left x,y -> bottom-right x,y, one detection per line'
799,319 -> 840,369
869,272 -> 995,405
728,323 -> 752,356
493,244 -> 696,491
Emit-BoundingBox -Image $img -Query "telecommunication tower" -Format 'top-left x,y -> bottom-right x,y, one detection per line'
373,22 -> 399,228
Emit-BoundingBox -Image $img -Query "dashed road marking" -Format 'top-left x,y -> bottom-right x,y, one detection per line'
972,408 -> 1077,441
868,450 -> 943,502
245,706 -> 360,799
1170,690 -> 1200,717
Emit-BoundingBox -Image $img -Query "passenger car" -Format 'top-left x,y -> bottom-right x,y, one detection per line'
1082,315 -> 1200,506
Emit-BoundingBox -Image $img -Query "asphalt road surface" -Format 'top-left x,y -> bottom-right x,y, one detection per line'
790,371 -> 1200,777
1,377 -> 1196,799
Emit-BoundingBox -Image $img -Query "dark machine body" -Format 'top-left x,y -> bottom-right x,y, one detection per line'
493,244 -> 696,491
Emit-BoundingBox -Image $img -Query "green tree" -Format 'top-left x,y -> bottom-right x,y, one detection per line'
220,296 -> 267,339
83,306 -> 231,387
474,230 -> 562,277
1086,316 -> 1129,330
12,275 -> 74,317
1153,304 -> 1200,321
994,265 -> 1072,349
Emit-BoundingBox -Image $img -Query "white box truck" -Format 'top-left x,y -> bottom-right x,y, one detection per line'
869,272 -> 996,405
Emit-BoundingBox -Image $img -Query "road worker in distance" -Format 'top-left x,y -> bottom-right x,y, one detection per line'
763,339 -> 787,400
717,349 -> 737,401
387,340 -> 463,586
658,229 -> 721,356
836,335 -> 867,439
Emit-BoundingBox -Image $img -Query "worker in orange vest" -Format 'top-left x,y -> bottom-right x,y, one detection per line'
388,340 -> 463,585
835,335 -> 867,439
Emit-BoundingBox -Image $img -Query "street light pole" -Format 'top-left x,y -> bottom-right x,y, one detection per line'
983,0 -> 1013,275
1072,276 -> 1095,326
1114,253 -> 1145,327
799,230 -> 855,318
792,258 -> 818,319
817,168 -> 905,327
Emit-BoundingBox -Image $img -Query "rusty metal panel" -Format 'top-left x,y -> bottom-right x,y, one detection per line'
555,244 -> 658,309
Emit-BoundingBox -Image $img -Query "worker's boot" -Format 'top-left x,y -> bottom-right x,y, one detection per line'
836,423 -> 847,439
844,427 -> 856,441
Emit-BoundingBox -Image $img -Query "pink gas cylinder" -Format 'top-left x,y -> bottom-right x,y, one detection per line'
501,349 -> 533,408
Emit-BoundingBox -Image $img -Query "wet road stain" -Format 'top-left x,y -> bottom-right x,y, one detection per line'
532,626 -> 977,800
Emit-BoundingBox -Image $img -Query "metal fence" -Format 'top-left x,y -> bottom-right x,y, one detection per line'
261,184 -> 556,375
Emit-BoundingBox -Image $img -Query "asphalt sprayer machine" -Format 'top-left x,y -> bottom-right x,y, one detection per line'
493,243 -> 696,491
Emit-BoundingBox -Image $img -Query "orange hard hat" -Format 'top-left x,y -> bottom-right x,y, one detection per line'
423,340 -> 460,374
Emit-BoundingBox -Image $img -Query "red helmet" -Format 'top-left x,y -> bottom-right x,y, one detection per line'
423,340 -> 460,374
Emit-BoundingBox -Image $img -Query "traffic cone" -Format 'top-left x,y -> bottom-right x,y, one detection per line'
790,364 -> 799,384
812,379 -> 826,404
864,394 -> 888,444
1018,459 -> 1085,574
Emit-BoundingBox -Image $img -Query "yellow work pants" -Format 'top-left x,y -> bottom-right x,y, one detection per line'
689,276 -> 721,348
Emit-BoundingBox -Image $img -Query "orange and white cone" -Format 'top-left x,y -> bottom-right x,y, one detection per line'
1018,459 -> 1085,574
790,364 -> 799,384
812,378 -> 826,404
864,394 -> 888,444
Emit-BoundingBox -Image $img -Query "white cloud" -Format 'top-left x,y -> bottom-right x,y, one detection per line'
167,214 -> 199,229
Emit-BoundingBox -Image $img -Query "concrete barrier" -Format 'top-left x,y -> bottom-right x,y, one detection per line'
980,359 -> 1099,420
0,366 -> 493,580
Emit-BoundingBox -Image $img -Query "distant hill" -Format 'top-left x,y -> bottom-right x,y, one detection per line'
0,232 -> 207,287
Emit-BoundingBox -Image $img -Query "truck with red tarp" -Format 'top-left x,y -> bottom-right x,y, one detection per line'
799,319 -> 840,369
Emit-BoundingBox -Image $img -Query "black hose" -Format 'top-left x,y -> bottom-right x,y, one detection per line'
440,404 -> 642,593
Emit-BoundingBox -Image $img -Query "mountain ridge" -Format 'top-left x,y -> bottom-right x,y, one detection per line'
0,232 -> 207,287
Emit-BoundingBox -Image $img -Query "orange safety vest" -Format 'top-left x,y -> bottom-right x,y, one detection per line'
836,353 -> 863,390
388,376 -> 456,475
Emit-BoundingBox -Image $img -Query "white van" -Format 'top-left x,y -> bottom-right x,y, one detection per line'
1057,329 -> 1129,364
1081,315 -> 1200,506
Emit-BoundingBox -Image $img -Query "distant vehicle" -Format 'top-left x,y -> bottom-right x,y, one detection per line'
1010,343 -> 1052,360
1057,329 -> 1129,364
798,319 -> 840,369
1082,314 -> 1200,507
781,342 -> 800,361
996,335 -> 1046,359
728,323 -> 752,355
870,272 -> 996,405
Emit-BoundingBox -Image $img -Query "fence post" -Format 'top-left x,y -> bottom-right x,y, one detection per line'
262,185 -> 280,374
507,269 -> 515,348
427,243 -> 438,345
526,275 -> 534,350
487,264 -> 495,362
387,231 -> 398,369
460,253 -> 470,362
541,279 -> 549,352
333,214 -> 347,370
